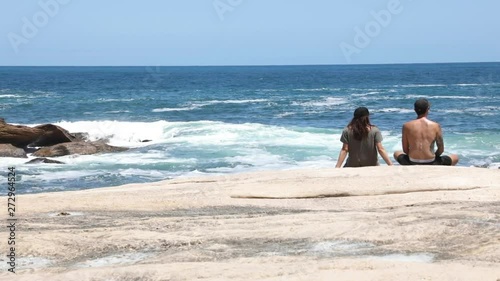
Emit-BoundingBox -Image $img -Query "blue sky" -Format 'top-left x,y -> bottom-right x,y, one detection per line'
1,0 -> 499,66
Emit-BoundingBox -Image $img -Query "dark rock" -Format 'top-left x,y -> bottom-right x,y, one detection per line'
0,121 -> 77,148
33,141 -> 128,157
141,139 -> 152,143
72,132 -> 90,142
23,147 -> 38,154
0,144 -> 28,158
25,157 -> 65,164
0,122 -> 44,147
57,212 -> 70,216
30,124 -> 76,147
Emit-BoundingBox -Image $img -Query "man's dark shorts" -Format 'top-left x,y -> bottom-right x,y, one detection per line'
396,154 -> 453,166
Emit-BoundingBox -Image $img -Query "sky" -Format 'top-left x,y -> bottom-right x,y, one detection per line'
1,0 -> 499,66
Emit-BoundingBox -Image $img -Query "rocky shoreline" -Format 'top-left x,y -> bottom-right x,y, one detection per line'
0,118 -> 128,163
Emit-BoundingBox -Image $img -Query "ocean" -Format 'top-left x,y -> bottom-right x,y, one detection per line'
1,63 -> 499,194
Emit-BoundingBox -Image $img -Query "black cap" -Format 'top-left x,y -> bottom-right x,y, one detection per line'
354,107 -> 369,118
414,98 -> 430,115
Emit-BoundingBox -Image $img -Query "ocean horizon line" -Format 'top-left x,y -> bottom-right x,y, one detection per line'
1,61 -> 499,68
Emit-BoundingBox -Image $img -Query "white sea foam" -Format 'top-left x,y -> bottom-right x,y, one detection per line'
45,120 -> 338,171
276,112 -> 295,118
356,95 -> 408,101
96,98 -> 136,102
46,120 -> 338,155
0,157 -> 27,167
351,91 -> 380,97
296,156 -> 336,169
23,170 -> 96,182
346,88 -> 381,92
374,108 -> 414,114
59,151 -> 195,166
193,99 -> 268,106
405,95 -> 477,100
32,90 -> 54,94
398,84 -> 447,88
293,88 -> 340,92
453,83 -> 481,86
441,107 -> 498,116
118,168 -> 167,179
179,169 -> 216,178
54,120 -> 172,147
0,94 -> 21,98
466,106 -> 500,112
258,89 -> 281,92
105,110 -> 131,114
153,99 -> 268,113
26,91 -> 57,98
206,165 -> 250,173
293,97 -> 348,107
441,109 -> 464,114
224,149 -> 288,167
489,162 -> 500,169
483,106 -> 500,110
152,106 -> 198,112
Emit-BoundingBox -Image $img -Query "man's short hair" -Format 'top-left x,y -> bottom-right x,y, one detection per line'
414,98 -> 430,115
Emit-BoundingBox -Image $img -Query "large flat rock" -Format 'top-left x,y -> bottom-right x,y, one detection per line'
3,166 -> 499,281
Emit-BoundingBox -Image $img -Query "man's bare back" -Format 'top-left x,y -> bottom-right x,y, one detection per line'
402,117 -> 443,161
394,98 -> 459,166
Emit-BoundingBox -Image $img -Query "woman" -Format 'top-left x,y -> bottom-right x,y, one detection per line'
335,107 -> 393,167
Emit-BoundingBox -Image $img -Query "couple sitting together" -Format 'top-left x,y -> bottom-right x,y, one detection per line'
335,98 -> 459,168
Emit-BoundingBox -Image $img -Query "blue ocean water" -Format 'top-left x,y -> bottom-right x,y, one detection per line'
1,63 -> 499,194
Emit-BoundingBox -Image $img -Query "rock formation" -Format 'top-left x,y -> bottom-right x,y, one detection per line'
31,124 -> 76,147
0,119 -> 128,158
0,144 -> 27,158
33,141 -> 128,157
0,122 -> 44,148
25,158 -> 65,164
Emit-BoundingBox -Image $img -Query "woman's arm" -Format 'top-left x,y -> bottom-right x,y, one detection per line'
376,142 -> 393,166
335,143 -> 349,168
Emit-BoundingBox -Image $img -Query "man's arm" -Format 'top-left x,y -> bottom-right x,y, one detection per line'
402,124 -> 410,154
435,124 -> 444,156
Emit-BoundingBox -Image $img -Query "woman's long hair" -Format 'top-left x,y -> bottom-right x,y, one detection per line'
348,115 -> 372,141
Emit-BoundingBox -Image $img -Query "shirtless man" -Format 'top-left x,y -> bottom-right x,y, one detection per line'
393,98 -> 459,166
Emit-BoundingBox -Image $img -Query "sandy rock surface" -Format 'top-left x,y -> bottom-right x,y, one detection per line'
1,166 -> 499,281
